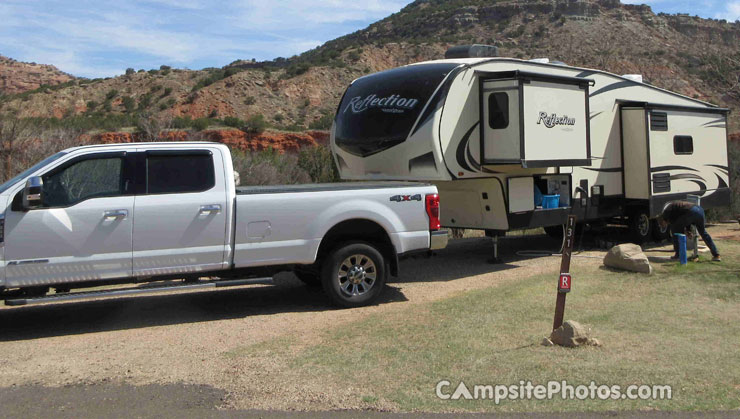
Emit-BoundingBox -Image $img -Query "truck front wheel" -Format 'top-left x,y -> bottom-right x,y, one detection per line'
321,242 -> 386,308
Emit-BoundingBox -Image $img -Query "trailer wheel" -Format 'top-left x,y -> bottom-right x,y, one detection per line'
321,242 -> 386,308
628,211 -> 652,243
651,219 -> 670,242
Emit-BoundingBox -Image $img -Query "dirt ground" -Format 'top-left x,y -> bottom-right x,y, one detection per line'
0,224 -> 736,413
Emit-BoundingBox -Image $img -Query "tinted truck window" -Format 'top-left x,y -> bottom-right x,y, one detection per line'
147,153 -> 215,194
43,157 -> 123,207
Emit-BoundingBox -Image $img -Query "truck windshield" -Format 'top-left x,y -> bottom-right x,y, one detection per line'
0,151 -> 68,195
334,62 -> 459,157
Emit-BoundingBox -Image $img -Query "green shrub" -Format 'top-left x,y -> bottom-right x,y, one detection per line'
125,68 -> 135,75
172,116 -> 193,129
281,62 -> 311,79
105,89 -> 118,100
244,96 -> 256,105
191,67 -> 244,92
138,93 -> 153,110
121,96 -> 136,113
241,114 -> 267,134
223,116 -> 244,128
162,87 -> 173,97
297,145 -> 339,183
308,112 -> 333,130
192,117 -> 210,131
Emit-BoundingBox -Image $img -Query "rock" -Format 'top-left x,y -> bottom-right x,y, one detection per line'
540,337 -> 554,347
550,320 -> 600,348
603,243 -> 653,274
0,54 -> 74,95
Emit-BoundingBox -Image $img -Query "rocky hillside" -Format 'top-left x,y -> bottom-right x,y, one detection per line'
1,0 -> 739,132
0,55 -> 75,95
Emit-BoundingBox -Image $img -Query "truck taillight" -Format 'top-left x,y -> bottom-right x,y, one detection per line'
425,193 -> 440,231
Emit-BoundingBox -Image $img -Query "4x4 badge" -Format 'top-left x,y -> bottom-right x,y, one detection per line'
390,194 -> 422,202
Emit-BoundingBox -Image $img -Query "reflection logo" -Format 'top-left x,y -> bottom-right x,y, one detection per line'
344,94 -> 419,115
537,112 -> 576,128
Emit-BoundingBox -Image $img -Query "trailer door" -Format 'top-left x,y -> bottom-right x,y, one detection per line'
481,80 -> 521,163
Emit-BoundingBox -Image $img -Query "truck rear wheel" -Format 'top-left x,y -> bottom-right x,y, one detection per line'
628,210 -> 652,244
321,242 -> 386,308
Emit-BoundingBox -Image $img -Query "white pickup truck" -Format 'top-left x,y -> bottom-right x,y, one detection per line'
0,142 -> 447,307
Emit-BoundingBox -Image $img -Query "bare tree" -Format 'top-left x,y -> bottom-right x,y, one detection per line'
137,112 -> 173,142
0,114 -> 36,182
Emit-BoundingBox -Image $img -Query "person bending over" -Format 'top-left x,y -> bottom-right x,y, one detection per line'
658,200 -> 721,262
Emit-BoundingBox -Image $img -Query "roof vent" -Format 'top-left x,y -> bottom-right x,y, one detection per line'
529,58 -> 550,64
622,74 -> 643,83
445,44 -> 499,59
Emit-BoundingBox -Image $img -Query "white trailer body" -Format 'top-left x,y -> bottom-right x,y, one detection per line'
331,57 -> 731,241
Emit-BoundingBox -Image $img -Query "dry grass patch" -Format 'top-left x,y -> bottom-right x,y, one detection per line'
225,239 -> 740,412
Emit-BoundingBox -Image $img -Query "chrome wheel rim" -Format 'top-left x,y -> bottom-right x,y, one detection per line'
638,214 -> 650,237
658,221 -> 669,234
338,254 -> 376,297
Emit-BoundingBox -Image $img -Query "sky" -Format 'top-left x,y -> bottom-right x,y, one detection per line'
0,0 -> 738,79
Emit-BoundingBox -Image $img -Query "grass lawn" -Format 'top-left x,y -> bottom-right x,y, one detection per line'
229,236 -> 740,413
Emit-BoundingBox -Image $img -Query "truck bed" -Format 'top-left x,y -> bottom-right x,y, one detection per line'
235,182 -> 431,195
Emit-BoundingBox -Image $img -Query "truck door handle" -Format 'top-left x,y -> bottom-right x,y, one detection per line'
199,204 -> 222,214
104,209 -> 128,219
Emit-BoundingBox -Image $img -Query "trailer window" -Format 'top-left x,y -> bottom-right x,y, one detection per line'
147,153 -> 215,194
673,136 -> 693,155
650,112 -> 668,131
488,92 -> 510,129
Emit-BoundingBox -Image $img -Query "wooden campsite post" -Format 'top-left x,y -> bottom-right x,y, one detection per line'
553,215 -> 577,331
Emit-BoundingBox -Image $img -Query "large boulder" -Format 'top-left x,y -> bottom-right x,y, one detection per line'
603,243 -> 653,274
550,320 -> 600,348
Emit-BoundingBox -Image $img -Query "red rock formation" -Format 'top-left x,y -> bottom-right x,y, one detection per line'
86,129 -> 329,153
0,55 -> 75,95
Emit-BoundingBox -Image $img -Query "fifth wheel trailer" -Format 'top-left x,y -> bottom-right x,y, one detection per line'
330,50 -> 731,243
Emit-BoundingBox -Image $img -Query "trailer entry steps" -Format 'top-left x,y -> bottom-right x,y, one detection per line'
4,277 -> 274,307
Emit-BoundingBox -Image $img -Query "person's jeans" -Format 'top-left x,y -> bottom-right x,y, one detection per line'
671,206 -> 720,257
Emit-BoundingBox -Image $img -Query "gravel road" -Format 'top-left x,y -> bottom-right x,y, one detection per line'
3,226 -> 730,415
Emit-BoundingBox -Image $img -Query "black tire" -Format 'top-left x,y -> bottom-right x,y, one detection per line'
321,242 -> 386,308
651,219 -> 671,242
294,268 -> 321,288
544,225 -> 564,240
544,223 -> 584,240
628,210 -> 652,244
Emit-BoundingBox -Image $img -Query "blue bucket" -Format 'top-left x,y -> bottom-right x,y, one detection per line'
542,194 -> 560,209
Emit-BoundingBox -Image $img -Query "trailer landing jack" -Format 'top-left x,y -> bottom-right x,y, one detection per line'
488,235 -> 502,264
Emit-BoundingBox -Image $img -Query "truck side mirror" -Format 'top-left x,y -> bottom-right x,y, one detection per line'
22,176 -> 44,210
